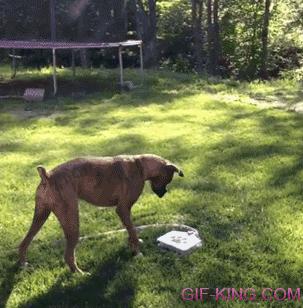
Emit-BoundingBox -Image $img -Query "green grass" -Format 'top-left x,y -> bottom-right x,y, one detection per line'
0,67 -> 303,307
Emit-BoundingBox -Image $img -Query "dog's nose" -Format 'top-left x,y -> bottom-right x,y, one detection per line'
157,188 -> 167,198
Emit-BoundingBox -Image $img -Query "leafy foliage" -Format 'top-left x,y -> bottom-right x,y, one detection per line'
157,0 -> 303,79
0,0 -> 302,78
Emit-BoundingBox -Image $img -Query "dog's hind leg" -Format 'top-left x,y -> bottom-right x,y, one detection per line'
52,200 -> 83,274
19,204 -> 51,266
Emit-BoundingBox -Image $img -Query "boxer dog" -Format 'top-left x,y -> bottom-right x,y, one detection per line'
19,154 -> 184,274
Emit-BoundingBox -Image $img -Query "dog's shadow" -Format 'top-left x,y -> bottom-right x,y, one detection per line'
0,251 -> 22,308
19,247 -> 136,308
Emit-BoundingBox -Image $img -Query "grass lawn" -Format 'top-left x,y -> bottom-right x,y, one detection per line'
0,67 -> 303,307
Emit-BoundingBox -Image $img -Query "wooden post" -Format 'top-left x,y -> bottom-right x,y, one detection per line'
139,42 -> 144,83
118,46 -> 124,88
52,48 -> 57,96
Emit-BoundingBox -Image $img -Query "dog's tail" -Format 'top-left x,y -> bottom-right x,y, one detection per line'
37,166 -> 49,184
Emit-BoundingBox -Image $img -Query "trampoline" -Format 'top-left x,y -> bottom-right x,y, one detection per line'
0,39 -> 143,95
0,0 -> 144,95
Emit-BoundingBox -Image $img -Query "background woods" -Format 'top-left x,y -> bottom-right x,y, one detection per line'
1,1 -> 303,307
0,0 -> 302,79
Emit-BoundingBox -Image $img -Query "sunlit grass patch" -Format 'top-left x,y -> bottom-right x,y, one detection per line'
0,68 -> 303,307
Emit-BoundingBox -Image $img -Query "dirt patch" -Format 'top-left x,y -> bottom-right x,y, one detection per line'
216,93 -> 303,114
8,108 -> 62,120
0,77 -> 117,98
247,97 -> 303,114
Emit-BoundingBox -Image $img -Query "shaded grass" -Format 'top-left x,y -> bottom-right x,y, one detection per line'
0,68 -> 303,307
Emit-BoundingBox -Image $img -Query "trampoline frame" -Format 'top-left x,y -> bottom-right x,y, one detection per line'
0,39 -> 144,95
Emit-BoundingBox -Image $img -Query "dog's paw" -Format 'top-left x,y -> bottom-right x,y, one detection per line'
139,238 -> 144,244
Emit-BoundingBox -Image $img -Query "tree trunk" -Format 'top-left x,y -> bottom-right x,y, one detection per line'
207,0 -> 214,75
213,0 -> 221,73
147,0 -> 158,67
207,0 -> 221,75
50,0 -> 56,41
245,1 -> 260,79
114,0 -> 128,42
191,0 -> 205,73
260,0 -> 271,79
77,8 -> 89,68
130,0 -> 158,67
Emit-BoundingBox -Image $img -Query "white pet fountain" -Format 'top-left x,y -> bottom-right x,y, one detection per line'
157,230 -> 202,255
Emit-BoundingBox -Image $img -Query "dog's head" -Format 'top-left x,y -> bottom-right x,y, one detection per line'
149,161 -> 184,198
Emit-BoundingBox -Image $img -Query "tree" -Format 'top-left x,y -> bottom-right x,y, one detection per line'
191,0 -> 205,73
213,0 -> 221,71
129,0 -> 158,67
207,0 -> 221,75
0,0 -> 302,77
260,0 -> 271,79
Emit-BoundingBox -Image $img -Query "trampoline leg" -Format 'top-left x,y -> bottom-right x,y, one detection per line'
139,43 -> 144,84
11,49 -> 17,79
52,48 -> 57,96
72,49 -> 76,80
119,46 -> 124,88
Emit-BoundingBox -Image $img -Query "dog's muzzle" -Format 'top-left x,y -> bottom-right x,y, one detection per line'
153,187 -> 167,198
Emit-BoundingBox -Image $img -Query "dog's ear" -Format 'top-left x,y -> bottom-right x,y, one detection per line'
166,163 -> 184,177
37,166 -> 49,184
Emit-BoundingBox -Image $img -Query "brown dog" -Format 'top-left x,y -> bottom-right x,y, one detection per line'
19,154 -> 184,273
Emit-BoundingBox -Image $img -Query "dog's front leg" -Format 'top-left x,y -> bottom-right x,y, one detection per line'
116,204 -> 140,255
